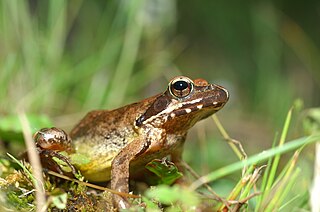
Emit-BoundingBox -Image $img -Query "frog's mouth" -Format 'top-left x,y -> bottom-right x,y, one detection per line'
170,84 -> 229,117
172,100 -> 225,117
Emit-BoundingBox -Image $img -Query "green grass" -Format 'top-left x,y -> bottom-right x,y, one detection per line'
0,1 -> 175,115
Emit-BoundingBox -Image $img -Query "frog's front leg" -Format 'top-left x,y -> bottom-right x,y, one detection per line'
170,134 -> 187,174
111,136 -> 152,209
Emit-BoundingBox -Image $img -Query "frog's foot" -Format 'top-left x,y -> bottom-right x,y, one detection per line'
40,149 -> 77,176
113,194 -> 130,209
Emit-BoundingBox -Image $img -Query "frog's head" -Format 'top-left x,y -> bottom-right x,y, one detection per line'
135,76 -> 229,133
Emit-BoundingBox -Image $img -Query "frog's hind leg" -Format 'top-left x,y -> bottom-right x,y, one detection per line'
40,149 -> 77,176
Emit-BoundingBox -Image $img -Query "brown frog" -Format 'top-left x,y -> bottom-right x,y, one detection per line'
34,76 -> 229,209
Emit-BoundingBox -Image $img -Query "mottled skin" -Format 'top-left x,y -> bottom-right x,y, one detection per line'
34,76 -> 229,210
69,95 -> 167,181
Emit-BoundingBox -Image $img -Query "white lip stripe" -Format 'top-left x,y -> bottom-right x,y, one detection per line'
187,98 -> 202,104
142,98 -> 207,124
213,101 -> 218,105
185,108 -> 192,113
197,105 -> 203,109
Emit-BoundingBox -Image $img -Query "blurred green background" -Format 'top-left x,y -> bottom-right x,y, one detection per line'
0,0 -> 319,198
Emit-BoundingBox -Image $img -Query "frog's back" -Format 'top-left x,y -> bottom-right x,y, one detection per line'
70,95 -> 159,139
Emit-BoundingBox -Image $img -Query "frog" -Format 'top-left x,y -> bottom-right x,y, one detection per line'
33,76 -> 229,209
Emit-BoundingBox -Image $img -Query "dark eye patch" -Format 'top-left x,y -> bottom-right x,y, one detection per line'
135,95 -> 170,127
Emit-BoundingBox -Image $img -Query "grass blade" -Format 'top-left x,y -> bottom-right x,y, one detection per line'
265,108 -> 292,191
189,134 -> 319,191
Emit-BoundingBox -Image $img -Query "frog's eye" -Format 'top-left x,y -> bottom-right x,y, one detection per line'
169,77 -> 193,98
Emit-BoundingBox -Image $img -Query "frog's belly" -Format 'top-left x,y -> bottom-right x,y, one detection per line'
73,134 -> 184,182
73,136 -> 125,182
76,157 -> 113,182
76,147 -> 182,182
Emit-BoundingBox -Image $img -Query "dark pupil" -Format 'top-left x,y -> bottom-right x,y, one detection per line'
173,80 -> 188,90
